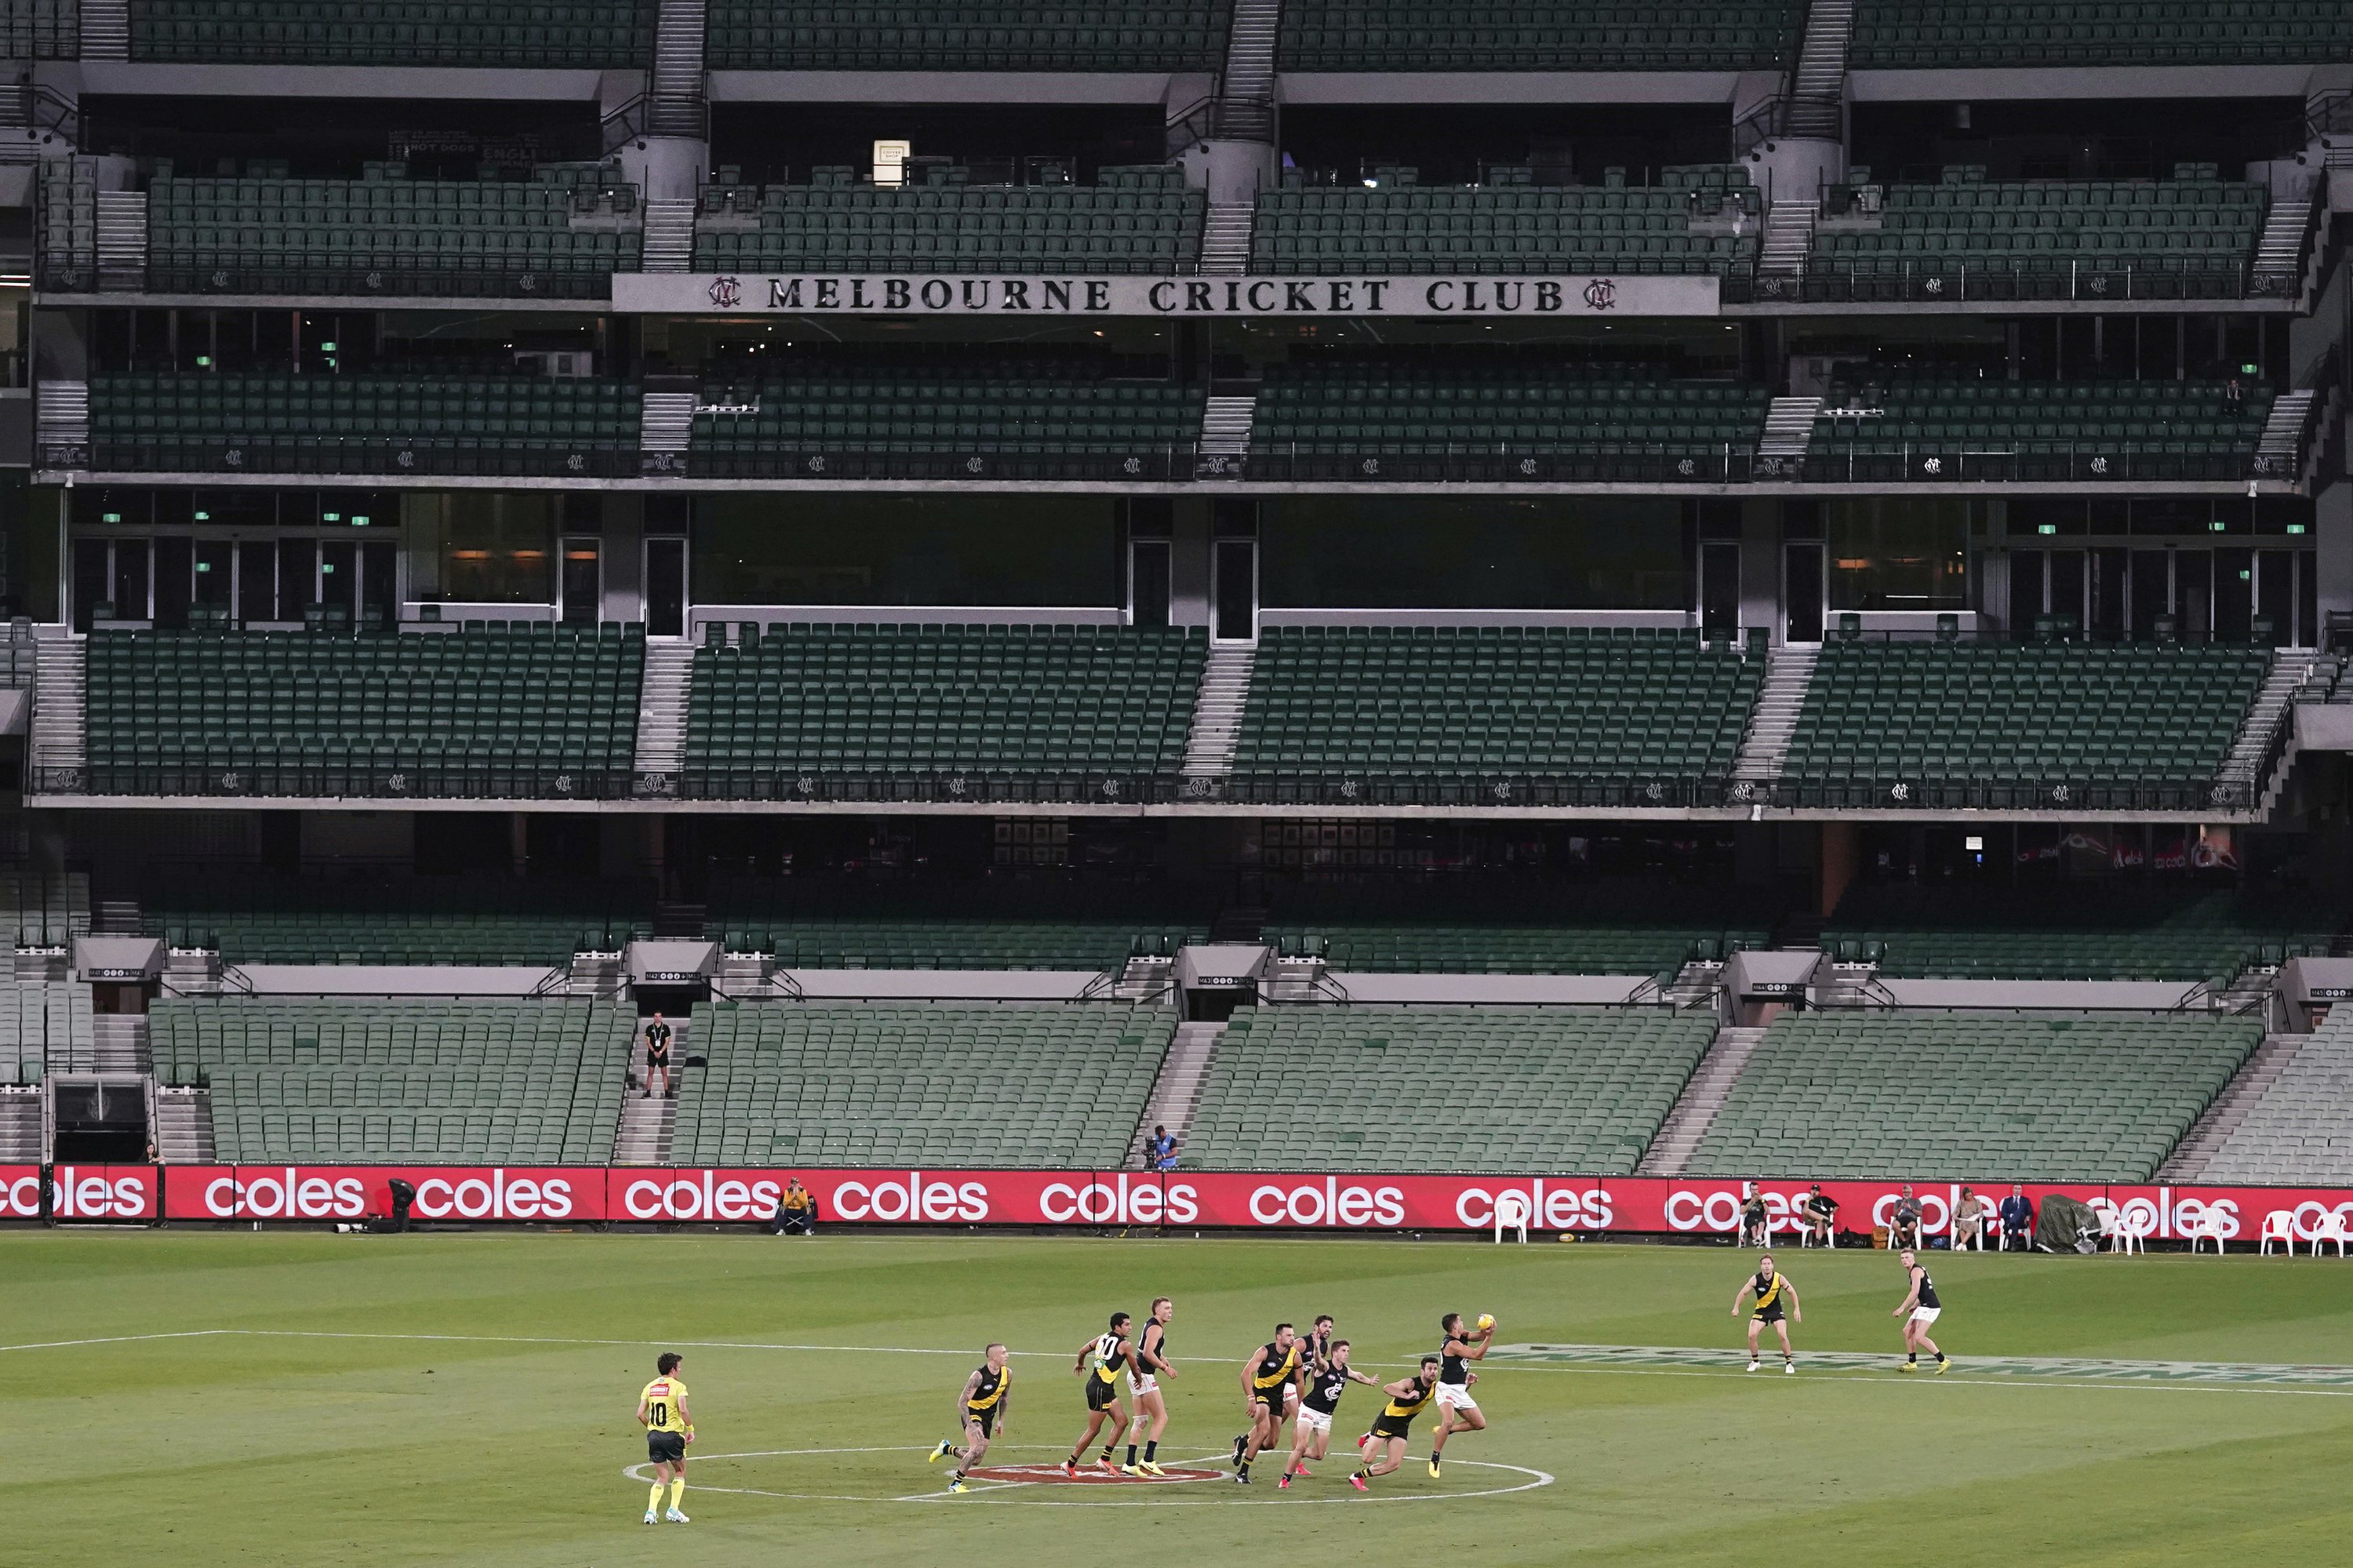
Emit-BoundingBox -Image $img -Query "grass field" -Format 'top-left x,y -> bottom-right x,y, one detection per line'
9,1231 -> 2353,1567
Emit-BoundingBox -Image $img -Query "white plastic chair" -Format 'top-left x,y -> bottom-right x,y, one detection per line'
2188,1213 -> 2230,1254
1493,1191 -> 1529,1244
1797,1210 -> 1833,1248
2108,1209 -> 2147,1255
2315,1213 -> 2350,1259
2259,1210 -> 2299,1257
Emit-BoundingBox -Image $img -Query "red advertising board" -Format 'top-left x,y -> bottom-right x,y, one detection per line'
0,1163 -> 160,1221
119,1166 -> 2353,1242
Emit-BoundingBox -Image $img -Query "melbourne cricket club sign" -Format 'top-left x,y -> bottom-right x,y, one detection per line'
615,271 -> 1721,318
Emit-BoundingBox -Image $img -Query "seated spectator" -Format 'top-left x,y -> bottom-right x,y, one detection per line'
1799,1184 -> 1838,1247
1888,1184 -> 1924,1250
1951,1186 -> 1990,1250
772,1177 -> 816,1237
1144,1125 -> 1178,1172
1999,1184 -> 2035,1250
1737,1181 -> 1770,1246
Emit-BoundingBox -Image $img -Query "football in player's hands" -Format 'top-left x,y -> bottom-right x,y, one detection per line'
1475,1314 -> 1496,1332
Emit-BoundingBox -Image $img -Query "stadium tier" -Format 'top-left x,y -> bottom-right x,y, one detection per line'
0,983 -> 96,1085
1809,377 -> 2275,483
673,1003 -> 1173,1166
692,167 -> 1203,275
127,0 -> 656,64
85,625 -> 646,799
1685,1010 -> 2264,1181
5,0 -> 75,58
136,165 -> 643,299
1823,884 -> 2343,984
2196,1012 -> 2353,1184
1778,642 -> 2271,809
88,373 -> 642,477
144,878 -> 656,964
704,2 -> 1232,70
1277,1 -> 1803,69
1264,878 -> 1771,976
1851,1 -> 2353,67
683,624 -> 1206,799
709,879 -> 1211,970
1230,628 -> 1762,806
1249,358 -> 1772,481
0,870 -> 93,948
153,999 -> 634,1163
1184,1006 -> 1718,1173
1811,177 -> 2271,299
1253,177 -> 1760,278
691,357 -> 1206,480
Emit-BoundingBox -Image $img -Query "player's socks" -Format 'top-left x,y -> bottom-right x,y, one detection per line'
647,1483 -> 665,1515
668,1479 -> 686,1513
1126,1443 -> 1138,1467
1144,1441 -> 1158,1463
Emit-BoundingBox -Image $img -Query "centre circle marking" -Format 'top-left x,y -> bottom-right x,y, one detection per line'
620,1445 -> 1556,1506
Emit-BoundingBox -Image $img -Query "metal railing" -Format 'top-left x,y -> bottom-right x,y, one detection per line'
1787,253 -> 2264,304
1799,442 -> 2264,484
1220,773 -> 1733,809
1766,777 -> 2255,813
34,763 -> 636,801
62,438 -> 639,478
678,769 -> 1188,806
129,260 -> 620,300
1238,444 -> 1758,484
680,445 -> 1199,482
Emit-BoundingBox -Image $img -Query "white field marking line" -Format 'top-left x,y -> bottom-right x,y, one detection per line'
623,1446 -> 1555,1508
20,1329 -> 2353,1402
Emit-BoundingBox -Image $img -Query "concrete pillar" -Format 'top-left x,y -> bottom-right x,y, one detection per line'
602,492 -> 646,624
617,136 -> 705,204
1170,496 -> 1213,628
2318,479 -> 2352,624
1198,140 -> 1277,206
1740,497 -> 1781,641
1820,820 -> 1860,919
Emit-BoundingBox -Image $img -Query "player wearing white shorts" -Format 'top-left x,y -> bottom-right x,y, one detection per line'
1892,1249 -> 1949,1373
1428,1311 -> 1494,1479
1278,1339 -> 1380,1489
1122,1296 -> 1176,1475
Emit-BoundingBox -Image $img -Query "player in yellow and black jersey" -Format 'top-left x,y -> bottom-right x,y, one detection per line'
1732,1253 -> 1803,1373
930,1342 -> 1012,1493
635,1352 -> 694,1524
1233,1322 -> 1302,1484
1348,1355 -> 1442,1491
1064,1312 -> 1134,1476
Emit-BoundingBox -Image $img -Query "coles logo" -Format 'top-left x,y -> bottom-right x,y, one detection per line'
1455,1180 -> 1613,1231
1249,1177 -> 1405,1228
829,1171 -> 989,1224
621,1170 -> 789,1223
199,1168 -> 575,1221
1042,1173 -> 1195,1226
0,1166 -> 153,1219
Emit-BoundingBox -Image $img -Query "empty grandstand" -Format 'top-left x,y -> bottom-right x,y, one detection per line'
2194,1010 -> 2353,1184
1265,878 -> 1771,976
709,878 -> 1210,970
144,877 -> 655,965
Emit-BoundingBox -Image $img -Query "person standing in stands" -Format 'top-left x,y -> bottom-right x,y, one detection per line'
2000,1184 -> 2035,1250
642,1013 -> 674,1100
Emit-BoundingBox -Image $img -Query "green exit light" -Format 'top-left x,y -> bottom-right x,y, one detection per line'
321,562 -> 336,573
2287,523 -> 2308,535
195,355 -> 211,367
195,561 -> 211,573
320,340 -> 337,352
2209,520 -> 2228,532
193,510 -> 209,521
2238,569 -> 2252,581
351,515 -> 370,526
322,511 -> 341,522
100,511 -> 121,522
2036,523 -> 2057,535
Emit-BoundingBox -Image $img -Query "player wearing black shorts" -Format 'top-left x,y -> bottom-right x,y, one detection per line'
635,1352 -> 693,1524
1233,1322 -> 1301,1484
1279,1338 -> 1380,1489
1066,1313 -> 1134,1475
1349,1356 -> 1442,1491
932,1343 -> 1012,1493
1732,1253 -> 1802,1373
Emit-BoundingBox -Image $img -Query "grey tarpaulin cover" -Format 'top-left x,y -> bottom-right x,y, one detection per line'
2036,1193 -> 2099,1252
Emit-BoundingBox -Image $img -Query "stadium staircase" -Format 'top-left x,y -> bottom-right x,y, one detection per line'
640,388 -> 696,465
2253,391 -> 2315,478
2217,653 -> 2307,811
1200,393 -> 1257,459
613,1020 -> 685,1164
0,1087 -> 40,1159
2155,1031 -> 2299,1181
95,189 -> 147,291
80,0 -> 129,60
35,377 -> 87,466
1756,204 -> 1817,282
90,1013 -> 149,1074
1126,1019 -> 1227,1166
1220,0 -> 1281,117
649,0 -> 709,138
1180,642 -> 1256,783
1199,205 -> 1254,275
634,642 -> 694,780
154,1085 -> 216,1162
1785,0 -> 1853,139
1728,644 -> 1816,802
2250,190 -> 2316,292
640,200 -> 696,273
1755,395 -> 1820,475
31,632 -> 84,790
1635,1024 -> 1767,1177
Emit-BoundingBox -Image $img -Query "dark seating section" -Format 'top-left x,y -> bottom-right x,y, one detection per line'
85,625 -> 646,799
706,2 -> 1231,69
1255,170 -> 1760,277
1852,1 -> 2353,67
1278,1 -> 1803,69
141,163 -> 642,299
6,0 -> 75,58
1231,627 -> 1764,805
709,878 -> 1214,970
1782,641 -> 2271,809
1251,356 -> 1769,479
129,0 -> 656,64
693,165 -> 1202,275
89,371 -> 642,477
685,624 -> 1206,798
692,351 -> 1205,480
1824,882 -> 2348,984
1266,876 -> 1774,975
1809,373 -> 2275,482
144,876 -> 656,964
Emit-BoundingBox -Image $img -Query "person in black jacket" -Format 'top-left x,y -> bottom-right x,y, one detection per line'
1999,1185 -> 2035,1250
642,1013 -> 674,1100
